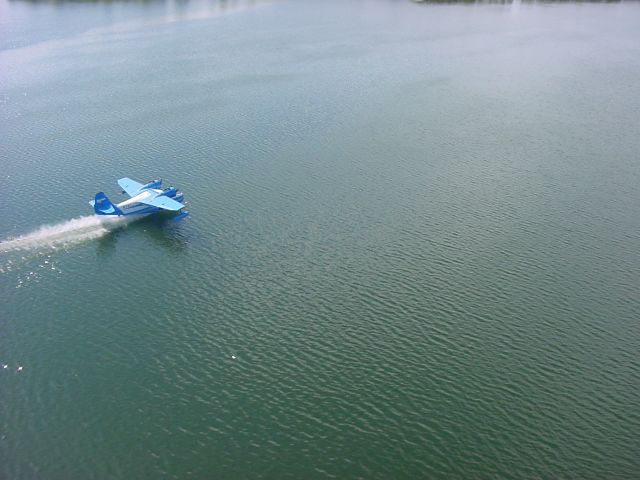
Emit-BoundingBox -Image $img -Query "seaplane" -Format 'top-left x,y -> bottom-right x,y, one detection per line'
90,177 -> 188,219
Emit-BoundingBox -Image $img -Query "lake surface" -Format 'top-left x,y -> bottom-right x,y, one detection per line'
1,0 -> 639,478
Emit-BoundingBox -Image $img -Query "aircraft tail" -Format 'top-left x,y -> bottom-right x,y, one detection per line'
92,192 -> 123,216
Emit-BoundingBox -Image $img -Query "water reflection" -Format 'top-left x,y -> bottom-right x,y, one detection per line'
6,0 -> 265,28
11,0 -> 259,7
96,213 -> 189,259
411,0 -> 623,3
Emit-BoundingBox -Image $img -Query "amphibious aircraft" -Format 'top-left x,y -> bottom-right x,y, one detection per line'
90,178 -> 188,219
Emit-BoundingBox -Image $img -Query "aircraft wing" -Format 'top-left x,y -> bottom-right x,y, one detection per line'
118,177 -> 144,197
139,195 -> 185,211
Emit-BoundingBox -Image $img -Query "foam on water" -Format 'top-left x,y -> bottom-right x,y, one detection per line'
0,215 -> 134,252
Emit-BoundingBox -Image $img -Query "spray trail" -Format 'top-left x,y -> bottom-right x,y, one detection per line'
0,215 -> 136,253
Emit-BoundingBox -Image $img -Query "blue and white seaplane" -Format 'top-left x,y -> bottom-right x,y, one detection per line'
90,178 -> 188,219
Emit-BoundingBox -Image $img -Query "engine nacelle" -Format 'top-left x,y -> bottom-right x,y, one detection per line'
161,187 -> 178,198
142,179 -> 162,190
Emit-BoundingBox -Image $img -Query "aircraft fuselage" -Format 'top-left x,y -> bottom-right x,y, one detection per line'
116,189 -> 184,215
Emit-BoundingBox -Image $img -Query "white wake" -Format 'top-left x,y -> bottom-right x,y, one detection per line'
0,215 -> 135,252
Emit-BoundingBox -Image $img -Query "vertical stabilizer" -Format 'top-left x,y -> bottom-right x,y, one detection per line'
93,192 -> 123,216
